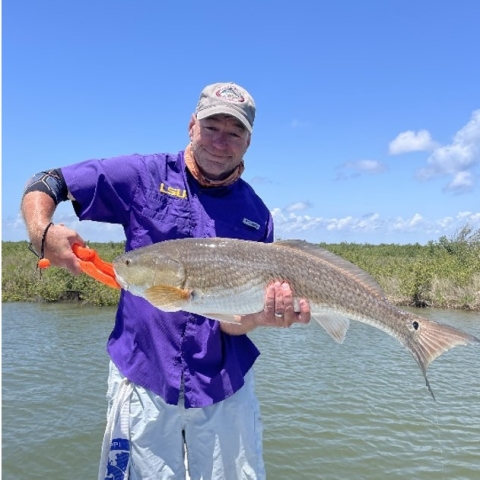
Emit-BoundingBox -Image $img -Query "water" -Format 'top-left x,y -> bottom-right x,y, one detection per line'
2,303 -> 479,479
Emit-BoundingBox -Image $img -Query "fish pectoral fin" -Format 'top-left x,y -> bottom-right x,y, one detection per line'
311,313 -> 350,344
145,285 -> 190,310
203,313 -> 242,324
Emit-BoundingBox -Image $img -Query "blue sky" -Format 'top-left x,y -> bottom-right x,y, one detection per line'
3,0 -> 480,245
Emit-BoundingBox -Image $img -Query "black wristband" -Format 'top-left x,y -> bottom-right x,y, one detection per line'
40,222 -> 54,259
28,222 -> 54,261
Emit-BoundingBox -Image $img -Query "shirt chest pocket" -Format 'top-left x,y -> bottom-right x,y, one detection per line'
139,190 -> 193,242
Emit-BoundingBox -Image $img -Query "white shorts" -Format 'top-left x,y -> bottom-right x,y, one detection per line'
98,362 -> 265,480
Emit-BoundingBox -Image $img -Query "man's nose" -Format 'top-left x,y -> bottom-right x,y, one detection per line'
212,131 -> 229,149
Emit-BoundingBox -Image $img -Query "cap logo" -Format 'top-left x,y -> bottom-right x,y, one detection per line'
215,85 -> 245,104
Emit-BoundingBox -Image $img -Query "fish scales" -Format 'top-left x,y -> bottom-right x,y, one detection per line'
160,239 -> 378,311
175,239 -> 409,337
113,237 -> 480,398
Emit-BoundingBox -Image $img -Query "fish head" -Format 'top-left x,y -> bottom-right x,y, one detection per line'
113,247 -> 187,303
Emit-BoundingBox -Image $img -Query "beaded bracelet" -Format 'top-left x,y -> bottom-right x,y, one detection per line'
28,222 -> 54,269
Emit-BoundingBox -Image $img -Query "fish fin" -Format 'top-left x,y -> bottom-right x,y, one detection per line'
203,313 -> 242,324
275,240 -> 386,300
405,315 -> 480,400
145,285 -> 190,310
311,313 -> 350,344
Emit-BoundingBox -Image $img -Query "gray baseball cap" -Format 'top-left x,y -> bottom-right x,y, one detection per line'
195,82 -> 256,133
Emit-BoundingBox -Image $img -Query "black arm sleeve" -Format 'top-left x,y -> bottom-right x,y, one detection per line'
22,168 -> 69,205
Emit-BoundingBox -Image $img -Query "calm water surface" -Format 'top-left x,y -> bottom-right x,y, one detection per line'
2,302 -> 479,479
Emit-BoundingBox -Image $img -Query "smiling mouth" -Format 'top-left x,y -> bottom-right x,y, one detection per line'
206,152 -> 230,161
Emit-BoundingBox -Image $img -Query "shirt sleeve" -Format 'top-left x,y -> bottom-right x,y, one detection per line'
61,155 -> 142,225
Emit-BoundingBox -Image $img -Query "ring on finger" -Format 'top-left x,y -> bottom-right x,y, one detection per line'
274,312 -> 284,318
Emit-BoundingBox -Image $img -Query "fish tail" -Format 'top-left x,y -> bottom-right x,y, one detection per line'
406,316 -> 480,400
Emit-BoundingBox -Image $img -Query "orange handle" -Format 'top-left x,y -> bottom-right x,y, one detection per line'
72,244 -> 120,289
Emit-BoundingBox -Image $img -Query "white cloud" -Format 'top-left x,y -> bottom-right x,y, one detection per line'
285,201 -> 312,212
271,210 -> 385,234
391,213 -> 425,231
436,216 -> 454,228
352,160 -> 387,173
444,171 -> 474,193
457,211 -> 480,223
271,208 -> 324,232
388,129 -> 438,155
355,213 -> 381,230
326,216 -> 353,231
337,160 -> 387,179
271,207 -> 480,243
417,109 -> 480,193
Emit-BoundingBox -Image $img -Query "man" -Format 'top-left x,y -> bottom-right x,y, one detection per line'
21,82 -> 311,480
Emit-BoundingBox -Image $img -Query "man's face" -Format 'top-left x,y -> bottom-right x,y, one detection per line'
189,114 -> 251,181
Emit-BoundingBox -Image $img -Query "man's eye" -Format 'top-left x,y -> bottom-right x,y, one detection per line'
204,126 -> 218,133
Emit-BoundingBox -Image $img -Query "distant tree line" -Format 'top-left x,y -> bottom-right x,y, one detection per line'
2,225 -> 480,311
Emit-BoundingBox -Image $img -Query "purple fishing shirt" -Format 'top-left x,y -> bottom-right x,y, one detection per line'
62,151 -> 273,408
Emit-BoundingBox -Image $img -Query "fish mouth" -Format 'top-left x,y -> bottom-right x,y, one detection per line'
113,273 -> 128,291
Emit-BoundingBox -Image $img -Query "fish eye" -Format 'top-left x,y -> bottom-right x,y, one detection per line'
125,259 -> 132,267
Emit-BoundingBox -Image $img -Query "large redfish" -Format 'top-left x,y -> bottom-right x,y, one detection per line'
113,238 -> 479,398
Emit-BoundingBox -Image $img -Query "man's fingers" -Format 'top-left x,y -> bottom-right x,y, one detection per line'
262,281 -> 311,328
297,299 -> 311,324
274,282 -> 285,317
264,283 -> 276,314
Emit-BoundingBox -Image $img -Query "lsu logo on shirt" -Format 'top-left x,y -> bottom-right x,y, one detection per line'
159,183 -> 187,200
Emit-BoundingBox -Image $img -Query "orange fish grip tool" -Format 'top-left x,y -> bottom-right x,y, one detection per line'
72,244 -> 121,289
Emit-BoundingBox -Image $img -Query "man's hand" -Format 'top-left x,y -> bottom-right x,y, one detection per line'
22,191 -> 85,275
30,222 -> 85,275
252,281 -> 310,328
41,223 -> 86,275
220,281 -> 311,335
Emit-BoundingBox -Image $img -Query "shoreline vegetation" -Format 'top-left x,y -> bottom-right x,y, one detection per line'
2,226 -> 480,312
